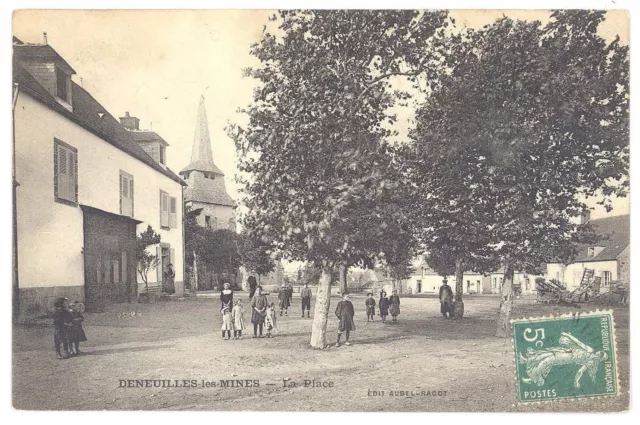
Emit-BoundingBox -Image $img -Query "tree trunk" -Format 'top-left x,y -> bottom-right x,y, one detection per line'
339,264 -> 348,294
453,258 -> 465,318
310,265 -> 333,348
496,259 -> 515,338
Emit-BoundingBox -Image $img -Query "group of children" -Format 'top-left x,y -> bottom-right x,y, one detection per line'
221,283 -> 278,339
53,297 -> 87,359
365,289 -> 401,323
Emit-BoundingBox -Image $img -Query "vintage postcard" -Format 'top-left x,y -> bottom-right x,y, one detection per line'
11,9 -> 629,412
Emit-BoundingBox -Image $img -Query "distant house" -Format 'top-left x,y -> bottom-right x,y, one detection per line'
13,37 -> 186,317
546,214 -> 630,292
405,256 -> 542,295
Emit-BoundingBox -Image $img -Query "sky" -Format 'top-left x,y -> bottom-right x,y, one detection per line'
13,9 -> 630,225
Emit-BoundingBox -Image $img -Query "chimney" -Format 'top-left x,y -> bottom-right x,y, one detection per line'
580,210 -> 591,225
43,32 -> 48,45
119,111 -> 140,131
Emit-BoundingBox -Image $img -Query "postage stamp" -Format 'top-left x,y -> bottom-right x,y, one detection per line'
512,310 -> 619,403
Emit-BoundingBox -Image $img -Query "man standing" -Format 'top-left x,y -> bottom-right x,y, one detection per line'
300,283 -> 312,318
248,275 -> 258,299
439,279 -> 454,319
335,293 -> 355,347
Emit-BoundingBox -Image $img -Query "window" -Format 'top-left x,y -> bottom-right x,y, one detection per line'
120,171 -> 134,217
54,139 -> 78,205
160,191 -> 177,229
159,146 -> 166,165
493,277 -> 497,289
205,215 -> 211,229
602,271 -> 612,287
587,247 -> 595,258
228,218 -> 235,230
499,277 -> 504,286
56,68 -> 69,102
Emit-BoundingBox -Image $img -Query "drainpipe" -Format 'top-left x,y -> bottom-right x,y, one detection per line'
12,83 -> 20,322
181,184 -> 186,295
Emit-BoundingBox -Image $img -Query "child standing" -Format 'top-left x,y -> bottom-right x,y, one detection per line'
265,302 -> 277,338
69,301 -> 87,355
53,297 -> 72,359
365,292 -> 376,322
335,293 -> 355,347
221,299 -> 234,340
389,289 -> 401,323
378,291 -> 390,323
232,300 -> 246,339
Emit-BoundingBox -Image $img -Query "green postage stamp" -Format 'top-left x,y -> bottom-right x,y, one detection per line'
512,310 -> 619,403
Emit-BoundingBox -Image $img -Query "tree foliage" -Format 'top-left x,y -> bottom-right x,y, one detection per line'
136,225 -> 161,293
408,11 -> 628,334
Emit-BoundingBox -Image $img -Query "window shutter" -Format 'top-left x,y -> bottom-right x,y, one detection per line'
169,197 -> 177,228
156,246 -> 163,283
130,178 -> 134,217
96,257 -> 103,284
119,174 -> 123,214
113,260 -> 120,284
121,252 -> 128,283
72,149 -> 78,203
53,143 -> 59,199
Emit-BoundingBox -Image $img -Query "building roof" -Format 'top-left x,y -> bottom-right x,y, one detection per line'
179,95 -> 225,175
571,214 -> 630,262
129,130 -> 170,146
13,59 -> 186,186
185,185 -> 235,207
14,42 -> 76,75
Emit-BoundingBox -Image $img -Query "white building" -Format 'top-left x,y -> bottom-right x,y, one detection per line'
13,37 -> 186,317
405,256 -> 542,295
546,214 -> 630,292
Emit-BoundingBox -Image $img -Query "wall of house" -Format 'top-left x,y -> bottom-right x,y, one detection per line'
406,272 -> 486,294
192,201 -> 236,231
14,94 -> 184,315
546,261 -> 619,291
617,245 -> 630,286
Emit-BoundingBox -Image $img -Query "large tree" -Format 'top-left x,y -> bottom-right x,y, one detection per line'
230,10 -> 451,348
410,11 -> 628,334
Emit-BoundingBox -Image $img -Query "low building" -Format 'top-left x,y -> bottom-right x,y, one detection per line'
13,37 -> 186,317
546,214 -> 630,292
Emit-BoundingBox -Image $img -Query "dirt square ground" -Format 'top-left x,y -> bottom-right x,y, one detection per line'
12,293 -> 629,411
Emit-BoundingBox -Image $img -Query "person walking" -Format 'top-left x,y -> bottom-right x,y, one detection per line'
300,283 -> 312,318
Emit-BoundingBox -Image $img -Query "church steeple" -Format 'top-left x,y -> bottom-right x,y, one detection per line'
180,94 -> 234,210
180,95 -> 224,176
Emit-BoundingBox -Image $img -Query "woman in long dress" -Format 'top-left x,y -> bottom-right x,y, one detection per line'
388,289 -> 401,323
378,291 -> 390,323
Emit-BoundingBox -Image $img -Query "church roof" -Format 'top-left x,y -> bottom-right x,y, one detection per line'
185,185 -> 235,207
179,95 -> 224,175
